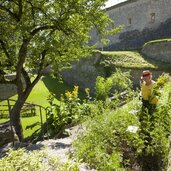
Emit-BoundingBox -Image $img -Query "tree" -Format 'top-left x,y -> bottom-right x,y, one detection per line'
0,0 -> 121,141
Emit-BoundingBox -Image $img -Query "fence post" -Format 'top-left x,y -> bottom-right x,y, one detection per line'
39,106 -> 44,140
7,99 -> 15,146
45,108 -> 49,139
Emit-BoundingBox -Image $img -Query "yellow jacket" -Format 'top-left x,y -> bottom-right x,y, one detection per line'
141,81 -> 158,105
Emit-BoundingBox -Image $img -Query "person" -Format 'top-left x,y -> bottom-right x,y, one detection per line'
139,70 -> 160,171
140,70 -> 158,114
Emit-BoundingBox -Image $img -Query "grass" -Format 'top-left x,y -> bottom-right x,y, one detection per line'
42,75 -> 86,100
0,74 -> 84,138
100,51 -> 171,71
143,38 -> 171,46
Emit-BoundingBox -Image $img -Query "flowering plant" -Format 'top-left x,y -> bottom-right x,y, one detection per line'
149,73 -> 170,103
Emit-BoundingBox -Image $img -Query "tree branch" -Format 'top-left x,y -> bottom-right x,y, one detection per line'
37,49 -> 47,76
0,39 -> 10,59
21,67 -> 31,88
30,25 -> 56,36
18,0 -> 22,20
0,4 -> 19,21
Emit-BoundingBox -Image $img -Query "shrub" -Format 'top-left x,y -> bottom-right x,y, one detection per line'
73,80 -> 171,170
0,148 -> 80,171
110,69 -> 132,93
95,76 -> 113,100
0,148 -> 60,171
73,96 -> 141,170
46,86 -> 91,138
95,69 -> 132,101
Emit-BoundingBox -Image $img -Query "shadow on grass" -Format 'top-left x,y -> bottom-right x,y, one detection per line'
42,74 -> 86,100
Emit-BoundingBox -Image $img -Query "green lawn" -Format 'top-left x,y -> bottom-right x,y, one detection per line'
42,75 -> 86,100
0,74 -> 84,138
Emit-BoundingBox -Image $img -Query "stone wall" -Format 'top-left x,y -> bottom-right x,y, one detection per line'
0,84 -> 17,100
0,74 -> 25,100
141,41 -> 171,63
61,52 -> 167,94
61,53 -> 105,93
89,0 -> 171,50
0,74 -> 17,100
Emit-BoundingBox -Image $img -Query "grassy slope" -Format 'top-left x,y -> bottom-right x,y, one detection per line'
101,51 -> 171,71
42,75 -> 86,100
0,75 -> 82,138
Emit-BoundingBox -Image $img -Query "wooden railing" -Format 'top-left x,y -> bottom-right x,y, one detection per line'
0,98 -> 50,140
0,101 -> 37,119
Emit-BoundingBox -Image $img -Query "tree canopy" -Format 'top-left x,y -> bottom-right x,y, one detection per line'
0,0 -> 121,140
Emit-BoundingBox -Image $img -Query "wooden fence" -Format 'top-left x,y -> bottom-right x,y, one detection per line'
0,98 -> 50,140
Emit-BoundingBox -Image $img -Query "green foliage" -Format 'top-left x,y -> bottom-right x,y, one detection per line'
0,148 -> 80,171
99,51 -> 171,71
95,69 -> 132,100
0,0 -> 120,139
0,0 -> 119,74
110,69 -> 132,93
149,72 -> 170,103
100,51 -> 157,69
73,80 -> 171,170
0,148 -> 59,171
137,81 -> 171,170
144,38 -> 171,46
73,96 -> 141,170
46,86 -> 91,137
95,76 -> 113,100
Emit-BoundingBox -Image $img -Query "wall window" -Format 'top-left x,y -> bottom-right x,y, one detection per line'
128,18 -> 132,26
150,13 -> 155,23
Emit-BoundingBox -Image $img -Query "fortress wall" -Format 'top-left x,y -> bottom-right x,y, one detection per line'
108,0 -> 171,31
142,41 -> 171,63
61,52 -> 166,94
0,84 -> 17,100
90,0 -> 171,50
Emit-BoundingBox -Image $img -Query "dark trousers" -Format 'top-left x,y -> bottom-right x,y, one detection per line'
142,99 -> 156,115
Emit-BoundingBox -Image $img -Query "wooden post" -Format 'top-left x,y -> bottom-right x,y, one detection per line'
45,108 -> 49,139
39,106 -> 44,140
7,99 -> 14,146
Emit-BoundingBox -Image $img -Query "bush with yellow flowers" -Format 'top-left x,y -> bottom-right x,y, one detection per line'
46,86 -> 91,138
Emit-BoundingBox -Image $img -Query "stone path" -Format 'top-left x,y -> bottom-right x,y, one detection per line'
0,125 -> 96,171
29,125 -> 96,170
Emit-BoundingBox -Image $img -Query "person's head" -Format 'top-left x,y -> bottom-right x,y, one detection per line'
141,70 -> 152,83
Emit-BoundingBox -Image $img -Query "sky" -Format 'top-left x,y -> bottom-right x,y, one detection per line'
105,0 -> 127,8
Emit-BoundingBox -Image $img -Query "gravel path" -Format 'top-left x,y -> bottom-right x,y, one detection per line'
30,125 -> 96,170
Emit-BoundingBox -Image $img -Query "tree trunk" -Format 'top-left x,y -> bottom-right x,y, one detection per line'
10,99 -> 25,141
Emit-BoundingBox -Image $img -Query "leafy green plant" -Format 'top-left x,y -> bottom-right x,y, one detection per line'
149,72 -> 170,102
46,86 -> 91,138
137,80 -> 171,171
95,69 -> 132,101
0,148 -> 60,171
110,69 -> 132,93
95,76 -> 113,100
73,96 -> 141,170
0,148 -> 80,171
